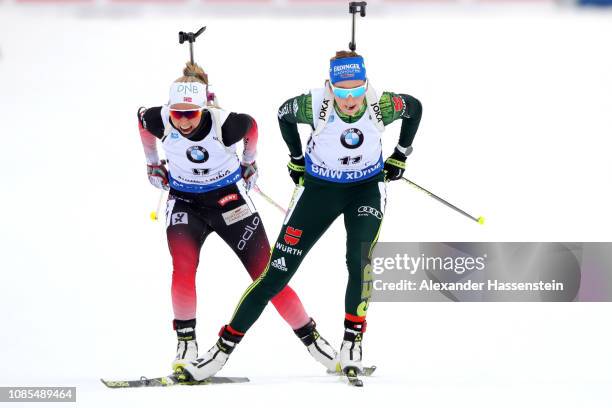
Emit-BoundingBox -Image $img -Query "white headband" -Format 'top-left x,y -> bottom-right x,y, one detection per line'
169,82 -> 207,108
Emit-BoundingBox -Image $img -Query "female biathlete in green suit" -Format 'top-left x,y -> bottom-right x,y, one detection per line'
183,50 -> 423,379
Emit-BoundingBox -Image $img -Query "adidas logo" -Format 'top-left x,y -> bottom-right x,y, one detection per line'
271,257 -> 288,272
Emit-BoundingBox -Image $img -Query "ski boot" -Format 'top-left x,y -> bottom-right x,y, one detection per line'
181,325 -> 243,381
340,317 -> 366,374
294,318 -> 339,372
172,319 -> 198,372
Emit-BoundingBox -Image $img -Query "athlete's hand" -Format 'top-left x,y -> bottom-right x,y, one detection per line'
241,161 -> 258,192
383,148 -> 408,181
147,162 -> 169,191
287,156 -> 305,185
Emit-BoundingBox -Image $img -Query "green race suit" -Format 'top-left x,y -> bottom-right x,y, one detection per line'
229,90 -> 422,332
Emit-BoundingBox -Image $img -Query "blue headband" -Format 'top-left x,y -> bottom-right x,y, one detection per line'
329,56 -> 366,84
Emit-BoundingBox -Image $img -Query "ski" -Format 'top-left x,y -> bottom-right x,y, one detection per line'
327,365 -> 376,377
100,374 -> 249,388
344,368 -> 363,387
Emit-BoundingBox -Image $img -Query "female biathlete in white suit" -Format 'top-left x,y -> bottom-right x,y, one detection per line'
137,62 -> 338,372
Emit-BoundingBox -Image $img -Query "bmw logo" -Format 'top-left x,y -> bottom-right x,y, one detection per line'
186,146 -> 209,163
340,128 -> 364,149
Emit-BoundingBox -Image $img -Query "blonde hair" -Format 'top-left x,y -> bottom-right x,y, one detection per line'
175,62 -> 208,85
330,50 -> 361,61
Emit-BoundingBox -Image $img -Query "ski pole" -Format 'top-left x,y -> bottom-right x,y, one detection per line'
348,2 -> 367,52
253,185 -> 287,214
150,159 -> 168,222
150,190 -> 166,221
401,177 -> 485,225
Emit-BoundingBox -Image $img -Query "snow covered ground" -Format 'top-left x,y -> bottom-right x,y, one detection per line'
1,5 -> 611,407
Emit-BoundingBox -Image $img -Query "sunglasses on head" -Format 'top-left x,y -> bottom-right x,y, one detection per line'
330,81 -> 368,99
169,108 -> 204,121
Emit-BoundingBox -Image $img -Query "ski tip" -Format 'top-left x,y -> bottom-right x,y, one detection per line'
100,378 -> 113,388
100,378 -> 130,388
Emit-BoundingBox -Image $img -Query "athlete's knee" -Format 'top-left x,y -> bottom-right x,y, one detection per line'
252,264 -> 294,301
171,249 -> 198,274
345,250 -> 362,272
256,274 -> 291,300
346,247 -> 372,282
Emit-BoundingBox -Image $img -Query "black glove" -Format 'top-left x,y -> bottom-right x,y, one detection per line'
287,156 -> 305,185
383,148 -> 408,181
